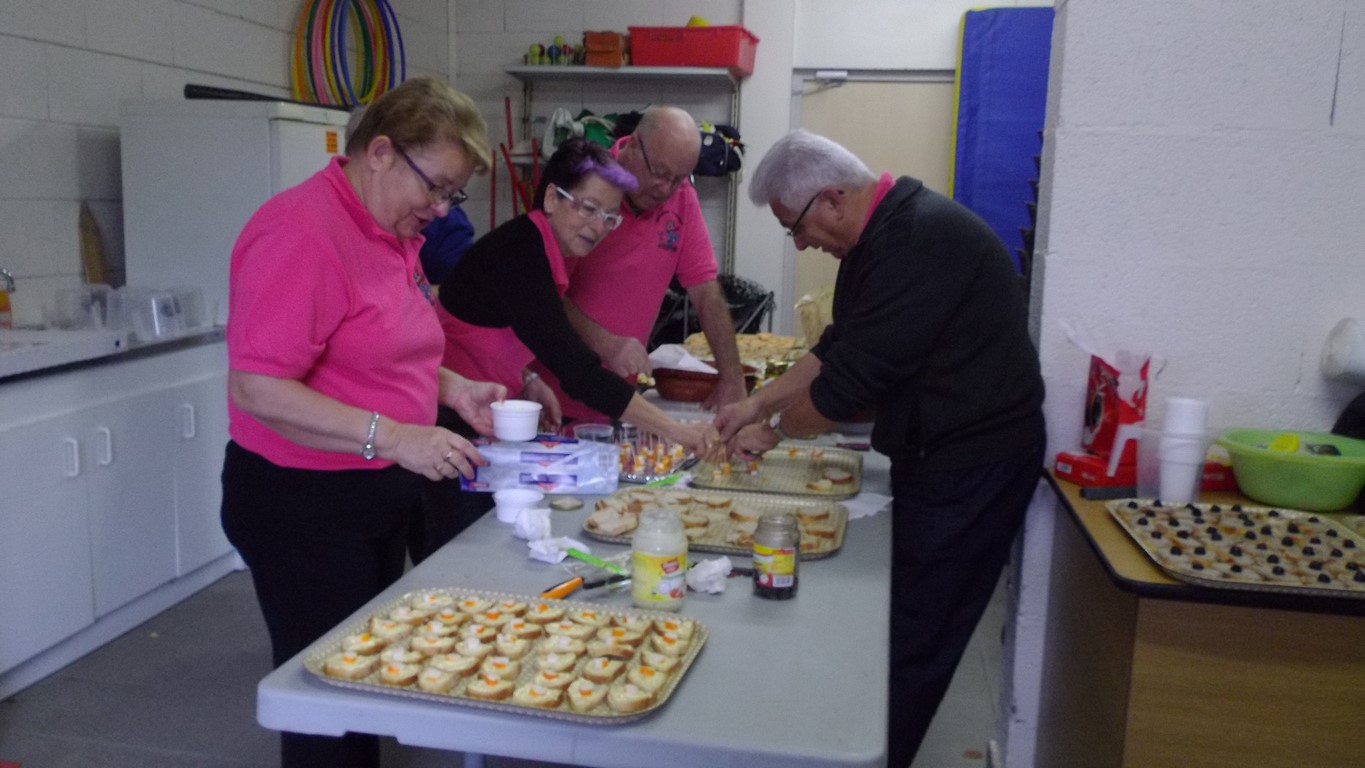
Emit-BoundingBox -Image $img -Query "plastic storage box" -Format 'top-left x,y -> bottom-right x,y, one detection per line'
628,26 -> 760,77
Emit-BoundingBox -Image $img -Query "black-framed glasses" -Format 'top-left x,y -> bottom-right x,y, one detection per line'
395,145 -> 468,207
552,186 -> 624,230
785,191 -> 822,238
636,134 -> 691,188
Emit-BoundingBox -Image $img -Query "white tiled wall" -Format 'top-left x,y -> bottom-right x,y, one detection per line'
0,0 -> 448,326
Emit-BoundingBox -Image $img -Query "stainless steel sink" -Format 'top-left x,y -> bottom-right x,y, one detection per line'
0,328 -> 130,380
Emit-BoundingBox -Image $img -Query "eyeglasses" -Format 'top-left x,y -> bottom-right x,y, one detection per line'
395,145 -> 468,207
553,186 -> 624,230
636,134 -> 691,189
784,191 -> 822,238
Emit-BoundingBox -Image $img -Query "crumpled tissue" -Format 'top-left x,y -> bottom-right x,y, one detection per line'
842,492 -> 891,520
685,556 -> 733,594
512,507 -> 552,541
527,537 -> 590,564
648,344 -> 717,374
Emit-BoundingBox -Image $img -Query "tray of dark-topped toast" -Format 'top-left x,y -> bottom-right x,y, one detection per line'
581,485 -> 847,559
304,589 -> 707,723
1107,499 -> 1365,598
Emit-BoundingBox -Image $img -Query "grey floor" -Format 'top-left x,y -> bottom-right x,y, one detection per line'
0,570 -> 1005,768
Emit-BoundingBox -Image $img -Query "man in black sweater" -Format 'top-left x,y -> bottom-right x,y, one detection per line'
716,129 -> 1045,767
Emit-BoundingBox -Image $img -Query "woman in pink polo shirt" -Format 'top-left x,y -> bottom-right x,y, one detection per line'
220,78 -> 503,768
437,138 -> 718,454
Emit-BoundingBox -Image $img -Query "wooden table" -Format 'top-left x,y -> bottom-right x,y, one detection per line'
255,450 -> 893,767
1036,476 -> 1365,768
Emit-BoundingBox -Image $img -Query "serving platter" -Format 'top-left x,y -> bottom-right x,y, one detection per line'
1107,499 -> 1365,598
303,588 -> 707,723
581,486 -> 847,559
689,443 -> 863,499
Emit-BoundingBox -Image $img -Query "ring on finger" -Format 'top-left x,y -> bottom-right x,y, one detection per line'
443,450 -> 455,463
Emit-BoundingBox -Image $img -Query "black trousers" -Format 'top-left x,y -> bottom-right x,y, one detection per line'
221,441 -> 417,768
409,405 -> 495,564
886,445 -> 1044,767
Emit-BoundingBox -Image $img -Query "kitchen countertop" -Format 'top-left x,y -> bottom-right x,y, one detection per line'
256,448 -> 894,768
0,327 -> 224,385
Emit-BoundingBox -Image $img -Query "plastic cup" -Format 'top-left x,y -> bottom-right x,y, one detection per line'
1161,397 -> 1209,435
1135,426 -> 1214,504
572,423 -> 615,442
491,400 -> 543,442
494,488 -> 543,523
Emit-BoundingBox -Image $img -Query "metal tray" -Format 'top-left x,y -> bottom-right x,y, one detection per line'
303,588 -> 708,724
689,443 -> 863,499
581,486 -> 847,560
1107,499 -> 1365,599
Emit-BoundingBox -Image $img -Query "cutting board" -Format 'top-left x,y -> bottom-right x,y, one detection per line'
79,202 -> 108,285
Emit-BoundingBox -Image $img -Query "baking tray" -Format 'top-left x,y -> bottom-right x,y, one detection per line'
581,486 -> 847,559
689,443 -> 863,499
1107,500 -> 1365,598
303,588 -> 707,723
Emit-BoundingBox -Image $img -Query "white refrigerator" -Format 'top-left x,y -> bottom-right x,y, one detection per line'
119,99 -> 350,325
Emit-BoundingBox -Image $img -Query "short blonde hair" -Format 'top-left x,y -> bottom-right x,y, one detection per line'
347,77 -> 492,174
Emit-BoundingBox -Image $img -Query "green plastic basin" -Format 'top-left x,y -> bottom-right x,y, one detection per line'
1216,428 -> 1365,512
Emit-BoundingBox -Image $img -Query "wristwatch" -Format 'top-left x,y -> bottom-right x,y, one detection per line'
361,411 -> 380,460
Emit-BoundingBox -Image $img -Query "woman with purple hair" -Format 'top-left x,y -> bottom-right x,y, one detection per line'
437,138 -> 718,453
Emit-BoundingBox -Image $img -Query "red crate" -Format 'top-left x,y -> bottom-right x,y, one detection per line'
628,26 -> 760,77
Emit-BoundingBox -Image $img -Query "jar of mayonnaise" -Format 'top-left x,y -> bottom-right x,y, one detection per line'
631,508 -> 687,611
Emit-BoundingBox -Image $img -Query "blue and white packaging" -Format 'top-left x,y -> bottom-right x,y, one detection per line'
461,435 -> 618,495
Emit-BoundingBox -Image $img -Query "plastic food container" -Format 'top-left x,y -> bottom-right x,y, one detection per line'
627,26 -> 760,77
491,400 -> 542,442
1216,428 -> 1365,511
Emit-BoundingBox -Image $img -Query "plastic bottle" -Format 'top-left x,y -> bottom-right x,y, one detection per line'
631,508 -> 687,611
753,513 -> 799,599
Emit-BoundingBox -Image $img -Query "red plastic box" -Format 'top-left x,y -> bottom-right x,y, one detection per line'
628,26 -> 760,77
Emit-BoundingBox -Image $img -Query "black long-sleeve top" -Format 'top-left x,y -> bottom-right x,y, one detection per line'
438,214 -> 635,420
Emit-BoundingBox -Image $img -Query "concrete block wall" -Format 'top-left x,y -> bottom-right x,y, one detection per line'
1037,0 -> 1365,448
0,0 -> 449,326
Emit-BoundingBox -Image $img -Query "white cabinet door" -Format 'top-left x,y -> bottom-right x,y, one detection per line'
83,390 -> 178,617
170,374 -> 232,575
0,415 -> 96,673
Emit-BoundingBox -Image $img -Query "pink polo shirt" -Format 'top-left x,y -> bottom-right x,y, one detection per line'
226,157 -> 443,470
535,136 -> 719,424
438,210 -> 570,392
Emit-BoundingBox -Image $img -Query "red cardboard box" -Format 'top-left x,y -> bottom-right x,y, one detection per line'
1081,354 -> 1152,465
1054,451 -> 1238,492
628,25 -> 759,77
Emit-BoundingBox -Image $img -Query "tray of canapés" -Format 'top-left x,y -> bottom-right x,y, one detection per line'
689,442 -> 863,499
1107,499 -> 1365,598
305,589 -> 707,723
581,485 -> 847,559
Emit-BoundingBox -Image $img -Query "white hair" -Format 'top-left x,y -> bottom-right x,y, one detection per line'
747,129 -> 875,210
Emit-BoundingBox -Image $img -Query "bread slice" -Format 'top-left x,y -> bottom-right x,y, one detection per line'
512,682 -> 564,709
416,667 -> 458,694
567,678 -> 608,712
536,651 -> 579,673
536,635 -> 587,657
504,618 -> 544,639
805,478 -> 834,492
586,638 -> 636,661
465,674 -> 514,701
795,506 -> 831,524
343,631 -> 388,655
607,682 -> 655,713
803,521 -> 839,539
379,661 -> 420,687
823,467 -> 854,484
568,608 -> 610,627
581,656 -> 626,683
596,626 -> 647,646
650,631 -> 688,657
323,652 -> 379,680
427,653 -> 479,677
652,618 -> 695,639
638,650 -> 680,674
625,664 -> 669,693
545,621 -> 597,640
479,655 -> 521,680
532,669 -> 576,689
412,634 -> 456,657
494,633 -> 531,659
453,637 -> 495,660
525,602 -> 566,624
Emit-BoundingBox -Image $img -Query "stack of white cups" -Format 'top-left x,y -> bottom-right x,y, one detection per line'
1157,397 -> 1210,503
